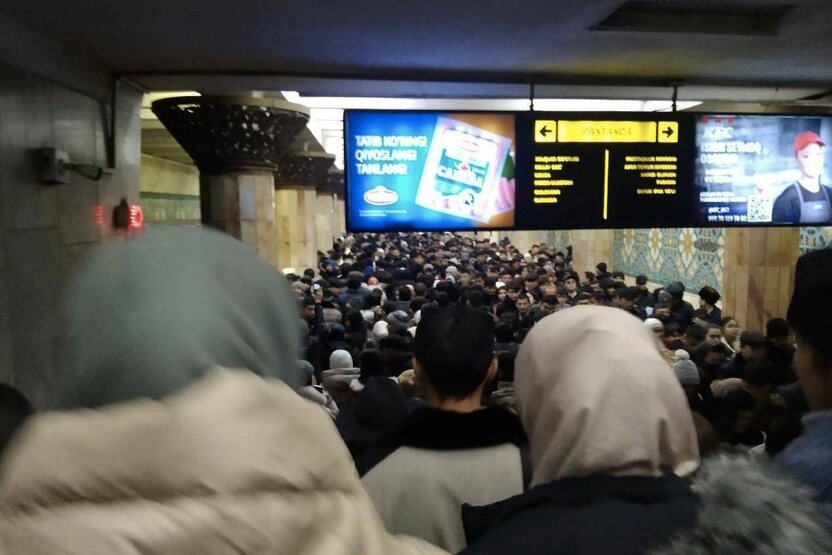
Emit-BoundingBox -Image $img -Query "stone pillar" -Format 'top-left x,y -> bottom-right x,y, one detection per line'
274,151 -> 335,272
152,95 -> 309,268
723,227 -> 800,330
570,229 -> 614,275
315,168 -> 344,254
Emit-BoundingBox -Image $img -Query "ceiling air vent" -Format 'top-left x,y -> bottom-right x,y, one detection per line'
591,1 -> 796,36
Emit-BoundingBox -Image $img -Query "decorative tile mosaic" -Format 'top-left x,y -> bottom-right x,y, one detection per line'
800,226 -> 832,253
140,192 -> 201,225
613,228 -> 725,291
548,230 -> 573,252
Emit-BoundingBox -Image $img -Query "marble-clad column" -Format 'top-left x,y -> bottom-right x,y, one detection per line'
274,150 -> 335,271
316,169 -> 344,253
152,95 -> 309,268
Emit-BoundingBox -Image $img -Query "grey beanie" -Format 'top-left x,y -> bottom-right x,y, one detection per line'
673,350 -> 700,386
386,310 -> 411,331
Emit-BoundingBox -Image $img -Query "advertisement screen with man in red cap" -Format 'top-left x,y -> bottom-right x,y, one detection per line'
695,115 -> 832,225
771,131 -> 830,223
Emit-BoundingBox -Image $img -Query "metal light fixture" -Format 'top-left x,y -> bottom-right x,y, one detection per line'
39,148 -> 103,184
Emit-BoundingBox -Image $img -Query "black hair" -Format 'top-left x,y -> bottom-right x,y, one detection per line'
397,285 -> 413,301
664,321 -> 683,337
435,292 -> 450,307
744,359 -> 777,388
379,334 -> 408,352
410,298 -> 428,313
344,310 -> 367,333
494,322 -> 514,343
0,384 -> 33,456
541,294 -> 559,306
466,290 -> 485,308
414,306 -> 495,399
686,324 -> 707,342
620,287 -> 639,301
766,317 -> 790,340
359,349 -> 387,384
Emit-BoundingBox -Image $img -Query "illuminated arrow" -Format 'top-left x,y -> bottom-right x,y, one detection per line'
662,126 -> 674,138
540,125 -> 552,137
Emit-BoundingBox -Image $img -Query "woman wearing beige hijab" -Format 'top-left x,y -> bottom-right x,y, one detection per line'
461,306 -> 700,554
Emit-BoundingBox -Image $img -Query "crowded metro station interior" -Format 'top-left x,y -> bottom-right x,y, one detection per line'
2,1 -> 832,553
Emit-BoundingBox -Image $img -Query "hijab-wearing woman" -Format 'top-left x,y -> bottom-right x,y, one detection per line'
0,228 -> 444,555
462,306 -> 701,554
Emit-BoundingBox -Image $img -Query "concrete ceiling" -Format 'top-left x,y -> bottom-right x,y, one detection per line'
1,0 -> 831,102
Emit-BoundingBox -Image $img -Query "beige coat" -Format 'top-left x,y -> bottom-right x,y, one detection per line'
0,369 -> 448,555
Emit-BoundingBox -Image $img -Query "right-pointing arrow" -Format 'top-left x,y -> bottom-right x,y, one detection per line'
662,126 -> 674,138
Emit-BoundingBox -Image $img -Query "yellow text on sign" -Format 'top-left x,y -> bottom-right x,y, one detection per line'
534,120 -> 557,143
657,121 -> 679,143
558,121 -> 657,143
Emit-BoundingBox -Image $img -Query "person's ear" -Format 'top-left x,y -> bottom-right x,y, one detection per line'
485,356 -> 498,385
412,357 -> 424,384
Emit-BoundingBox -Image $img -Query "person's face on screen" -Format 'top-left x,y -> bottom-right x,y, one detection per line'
797,143 -> 825,180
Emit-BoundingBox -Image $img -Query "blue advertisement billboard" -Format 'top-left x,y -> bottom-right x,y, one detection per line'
345,112 -> 516,230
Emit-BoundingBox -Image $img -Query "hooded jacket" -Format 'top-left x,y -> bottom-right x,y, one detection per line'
0,229 -> 446,555
0,370 -> 446,555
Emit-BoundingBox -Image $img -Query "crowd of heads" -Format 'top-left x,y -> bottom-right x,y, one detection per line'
283,231 -> 810,461
0,227 -> 829,554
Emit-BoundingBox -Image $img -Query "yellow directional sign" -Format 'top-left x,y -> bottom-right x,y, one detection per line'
558,120 -> 657,143
534,120 -> 557,143
657,121 -> 679,143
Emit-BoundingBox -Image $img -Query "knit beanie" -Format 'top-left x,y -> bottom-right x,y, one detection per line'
386,310 -> 411,332
329,349 -> 353,370
673,350 -> 700,386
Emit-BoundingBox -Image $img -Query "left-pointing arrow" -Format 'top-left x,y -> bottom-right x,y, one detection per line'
540,126 -> 552,137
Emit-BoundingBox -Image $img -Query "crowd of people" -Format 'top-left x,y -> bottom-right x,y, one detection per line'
0,227 -> 830,554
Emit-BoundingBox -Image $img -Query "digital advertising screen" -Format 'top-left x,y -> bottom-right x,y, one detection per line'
695,114 -> 832,225
345,111 -> 517,231
345,110 -> 830,231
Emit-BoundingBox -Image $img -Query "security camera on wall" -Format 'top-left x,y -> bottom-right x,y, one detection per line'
39,147 -> 103,184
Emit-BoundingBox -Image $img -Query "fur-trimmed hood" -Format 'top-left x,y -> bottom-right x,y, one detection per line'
653,454 -> 832,554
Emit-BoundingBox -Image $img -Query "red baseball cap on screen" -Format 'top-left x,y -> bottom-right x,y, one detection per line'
794,131 -> 826,154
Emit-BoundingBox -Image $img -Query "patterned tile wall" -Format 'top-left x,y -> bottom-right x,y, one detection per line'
800,226 -> 832,253
613,228 -> 725,291
140,192 -> 201,226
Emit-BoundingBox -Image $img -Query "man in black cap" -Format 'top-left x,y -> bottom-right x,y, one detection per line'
694,286 -> 722,327
562,272 -> 580,305
780,249 -> 832,527
595,262 -> 611,280
666,281 -> 695,330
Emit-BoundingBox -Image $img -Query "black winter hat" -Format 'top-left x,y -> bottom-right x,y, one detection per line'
698,286 -> 721,306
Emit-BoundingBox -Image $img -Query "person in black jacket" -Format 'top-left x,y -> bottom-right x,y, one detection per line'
462,306 -> 700,555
